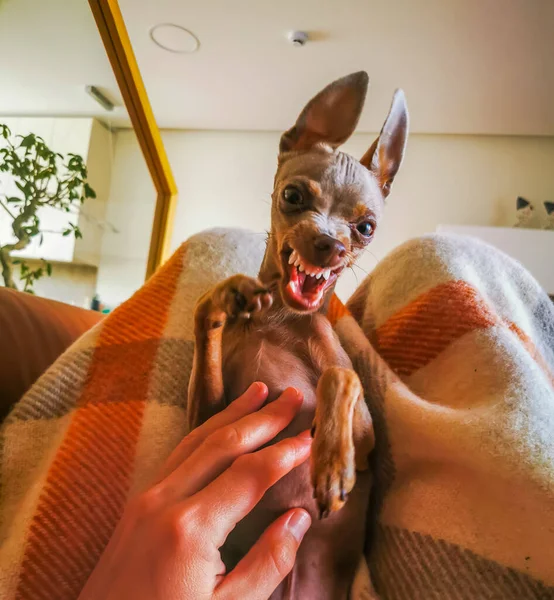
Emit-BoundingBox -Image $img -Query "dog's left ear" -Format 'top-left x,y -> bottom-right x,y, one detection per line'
360,89 -> 408,198
279,71 -> 369,154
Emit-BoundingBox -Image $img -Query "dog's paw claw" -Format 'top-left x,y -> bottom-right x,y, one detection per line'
318,505 -> 330,521
215,276 -> 273,320
311,436 -> 356,518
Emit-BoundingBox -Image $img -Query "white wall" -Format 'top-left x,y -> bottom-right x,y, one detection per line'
74,119 -> 113,267
0,117 -> 92,263
0,117 -> 114,306
99,129 -> 554,305
13,260 -> 97,307
95,130 -> 155,309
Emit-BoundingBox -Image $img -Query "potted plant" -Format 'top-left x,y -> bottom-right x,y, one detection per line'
0,124 -> 96,292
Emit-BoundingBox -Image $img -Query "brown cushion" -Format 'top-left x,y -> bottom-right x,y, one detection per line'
0,288 -> 102,421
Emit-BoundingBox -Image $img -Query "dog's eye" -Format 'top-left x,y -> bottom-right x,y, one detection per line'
283,186 -> 303,205
356,221 -> 374,237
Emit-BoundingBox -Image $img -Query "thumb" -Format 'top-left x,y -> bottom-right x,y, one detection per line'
216,509 -> 311,599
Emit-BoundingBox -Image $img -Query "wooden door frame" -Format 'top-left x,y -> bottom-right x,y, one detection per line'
89,0 -> 177,279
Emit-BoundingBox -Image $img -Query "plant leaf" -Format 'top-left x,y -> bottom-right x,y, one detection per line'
19,134 -> 35,149
15,181 -> 31,196
84,183 -> 96,199
36,169 -> 52,180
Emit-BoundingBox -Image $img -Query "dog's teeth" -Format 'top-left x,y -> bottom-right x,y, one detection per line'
288,251 -> 297,265
316,272 -> 322,279
323,269 -> 331,280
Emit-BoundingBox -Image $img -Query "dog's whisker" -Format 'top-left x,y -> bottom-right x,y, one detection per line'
349,266 -> 360,286
366,250 -> 381,266
351,263 -> 371,277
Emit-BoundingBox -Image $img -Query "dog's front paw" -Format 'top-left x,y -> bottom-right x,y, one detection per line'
311,429 -> 356,519
213,275 -> 273,320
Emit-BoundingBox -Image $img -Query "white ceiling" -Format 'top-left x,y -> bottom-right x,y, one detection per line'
1,0 -> 553,135
0,0 -> 128,127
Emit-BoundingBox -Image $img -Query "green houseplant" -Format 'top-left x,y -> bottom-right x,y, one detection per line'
0,124 -> 96,292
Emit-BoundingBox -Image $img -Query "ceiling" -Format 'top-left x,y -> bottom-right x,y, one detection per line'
0,0 -> 128,127
1,0 -> 553,135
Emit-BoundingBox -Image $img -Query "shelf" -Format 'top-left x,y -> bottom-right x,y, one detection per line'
436,225 -> 554,294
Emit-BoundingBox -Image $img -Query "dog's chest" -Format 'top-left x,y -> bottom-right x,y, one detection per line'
221,319 -> 326,429
216,314 -> 369,598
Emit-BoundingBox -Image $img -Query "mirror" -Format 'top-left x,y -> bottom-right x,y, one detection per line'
0,0 -> 156,312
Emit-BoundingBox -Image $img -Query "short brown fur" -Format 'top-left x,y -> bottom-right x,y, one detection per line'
188,71 -> 408,599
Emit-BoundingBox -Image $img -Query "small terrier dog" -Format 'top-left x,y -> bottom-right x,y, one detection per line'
188,71 -> 408,599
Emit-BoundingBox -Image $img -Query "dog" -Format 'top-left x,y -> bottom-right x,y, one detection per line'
188,71 -> 408,599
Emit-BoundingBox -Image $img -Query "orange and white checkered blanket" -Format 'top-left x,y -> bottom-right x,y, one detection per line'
1,229 -> 553,599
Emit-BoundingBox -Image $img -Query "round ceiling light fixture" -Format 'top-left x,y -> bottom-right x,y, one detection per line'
150,23 -> 200,54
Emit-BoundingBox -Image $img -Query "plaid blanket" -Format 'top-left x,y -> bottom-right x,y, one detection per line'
1,229 -> 553,599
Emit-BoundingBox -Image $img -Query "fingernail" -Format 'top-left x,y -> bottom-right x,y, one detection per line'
282,387 -> 303,403
287,510 -> 311,542
252,381 -> 268,395
247,382 -> 268,402
238,382 -> 268,408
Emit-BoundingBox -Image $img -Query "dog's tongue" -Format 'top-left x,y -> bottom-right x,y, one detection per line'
300,272 -> 322,294
286,263 -> 327,309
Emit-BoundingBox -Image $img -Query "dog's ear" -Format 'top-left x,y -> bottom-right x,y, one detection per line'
279,71 -> 369,154
360,89 -> 408,198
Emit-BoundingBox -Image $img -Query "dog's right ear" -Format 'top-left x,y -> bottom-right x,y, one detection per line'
360,89 -> 408,198
279,71 -> 369,155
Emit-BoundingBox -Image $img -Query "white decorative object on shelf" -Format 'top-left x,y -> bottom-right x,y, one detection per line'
436,225 -> 554,295
514,196 -> 534,228
543,202 -> 554,231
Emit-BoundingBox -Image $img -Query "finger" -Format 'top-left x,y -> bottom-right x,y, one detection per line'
160,388 -> 303,502
158,382 -> 268,479
216,509 -> 311,600
191,431 -> 312,547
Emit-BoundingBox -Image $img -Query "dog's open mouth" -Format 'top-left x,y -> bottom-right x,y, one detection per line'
281,248 -> 343,311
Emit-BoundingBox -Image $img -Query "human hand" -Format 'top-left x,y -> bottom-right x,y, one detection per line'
78,384 -> 312,600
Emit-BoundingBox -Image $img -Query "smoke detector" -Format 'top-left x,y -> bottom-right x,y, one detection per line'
288,31 -> 309,47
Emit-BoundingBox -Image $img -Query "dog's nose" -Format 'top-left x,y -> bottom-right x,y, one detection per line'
313,235 -> 346,268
